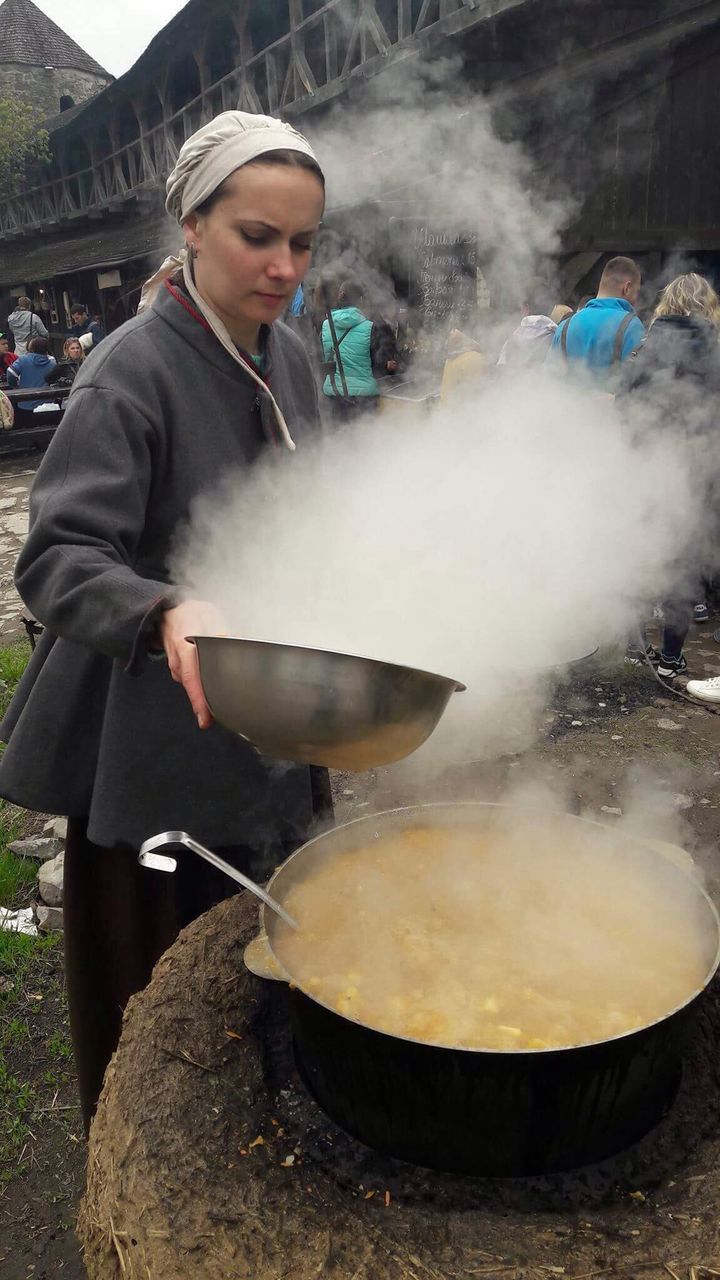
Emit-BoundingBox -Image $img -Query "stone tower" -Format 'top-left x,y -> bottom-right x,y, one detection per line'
0,0 -> 112,120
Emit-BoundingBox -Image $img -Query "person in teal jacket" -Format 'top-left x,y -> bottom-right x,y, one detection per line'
548,256 -> 645,384
321,280 -> 396,419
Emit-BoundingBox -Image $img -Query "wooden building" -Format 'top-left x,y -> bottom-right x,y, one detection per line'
0,0 -> 719,340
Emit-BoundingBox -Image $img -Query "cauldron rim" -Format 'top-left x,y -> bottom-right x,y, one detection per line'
261,801 -> 720,1056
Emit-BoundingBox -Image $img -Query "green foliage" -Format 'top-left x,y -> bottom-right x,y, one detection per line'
0,97 -> 51,198
2,1016 -> 28,1047
0,635 -> 76,1182
46,1029 -> 72,1061
0,1054 -> 36,1183
0,933 -> 59,1007
0,642 -> 35,954
0,642 -> 42,970
0,843 -> 37,904
0,640 -> 30,721
0,934 -> 65,1180
0,923 -> 37,972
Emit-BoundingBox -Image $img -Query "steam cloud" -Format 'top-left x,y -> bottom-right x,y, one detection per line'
172,75 -> 707,774
175,374 -> 698,769
302,58 -> 569,314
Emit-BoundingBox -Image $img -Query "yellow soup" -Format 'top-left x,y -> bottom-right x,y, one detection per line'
275,821 -> 714,1051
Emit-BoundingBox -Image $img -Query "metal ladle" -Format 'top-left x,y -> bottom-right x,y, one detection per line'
138,830 -> 299,931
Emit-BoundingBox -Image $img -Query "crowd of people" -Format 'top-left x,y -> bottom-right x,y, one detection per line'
5,253 -> 719,698
481,255 -> 720,704
2,245 -> 718,701
307,255 -> 720,706
2,297 -> 104,376
0,302 -> 103,427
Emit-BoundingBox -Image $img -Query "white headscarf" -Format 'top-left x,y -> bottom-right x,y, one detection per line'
140,112 -> 322,450
165,110 -> 318,225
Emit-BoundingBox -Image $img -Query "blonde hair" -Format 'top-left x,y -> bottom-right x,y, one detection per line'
63,337 -> 84,361
653,273 -> 720,328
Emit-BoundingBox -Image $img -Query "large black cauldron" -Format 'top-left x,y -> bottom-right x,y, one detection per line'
248,804 -> 720,1176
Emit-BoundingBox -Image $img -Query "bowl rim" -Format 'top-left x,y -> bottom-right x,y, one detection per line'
189,634 -> 467,692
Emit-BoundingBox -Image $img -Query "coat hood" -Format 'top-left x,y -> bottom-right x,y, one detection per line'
516,314 -> 556,342
330,307 -> 368,334
497,315 -> 556,366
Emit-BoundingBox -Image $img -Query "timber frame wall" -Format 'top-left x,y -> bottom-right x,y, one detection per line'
3,0 -> 720,256
0,0 -> 511,238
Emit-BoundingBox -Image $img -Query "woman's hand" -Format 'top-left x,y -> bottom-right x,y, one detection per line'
159,599 -> 225,729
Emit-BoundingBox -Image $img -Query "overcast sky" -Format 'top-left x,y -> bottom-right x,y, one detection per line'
34,0 -> 190,78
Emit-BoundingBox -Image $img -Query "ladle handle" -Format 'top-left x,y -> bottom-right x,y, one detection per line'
139,830 -> 298,930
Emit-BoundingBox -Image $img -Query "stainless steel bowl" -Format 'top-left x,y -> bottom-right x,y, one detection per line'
192,636 -> 466,770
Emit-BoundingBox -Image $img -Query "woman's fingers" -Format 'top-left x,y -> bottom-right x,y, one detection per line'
160,600 -> 222,729
175,639 -> 213,728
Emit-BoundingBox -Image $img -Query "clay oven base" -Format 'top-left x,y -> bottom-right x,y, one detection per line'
78,894 -> 720,1280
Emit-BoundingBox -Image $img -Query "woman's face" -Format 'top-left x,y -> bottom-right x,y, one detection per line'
66,340 -> 82,360
185,163 -> 324,339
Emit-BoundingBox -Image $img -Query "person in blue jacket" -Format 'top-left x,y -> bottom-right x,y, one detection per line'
548,256 -> 645,383
6,335 -> 57,410
321,280 -> 397,422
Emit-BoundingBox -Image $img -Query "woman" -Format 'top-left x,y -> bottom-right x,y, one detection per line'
64,336 -> 85,370
321,280 -> 397,423
620,272 -> 720,679
46,337 -> 85,388
0,111 -> 329,1131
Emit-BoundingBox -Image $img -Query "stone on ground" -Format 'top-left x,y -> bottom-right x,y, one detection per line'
43,816 -> 68,840
38,852 -> 64,907
36,904 -> 64,932
9,835 -> 64,863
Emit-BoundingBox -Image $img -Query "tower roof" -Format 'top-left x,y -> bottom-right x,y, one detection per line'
0,0 -> 110,78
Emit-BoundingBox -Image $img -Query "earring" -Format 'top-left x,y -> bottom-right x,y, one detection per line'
186,243 -> 198,260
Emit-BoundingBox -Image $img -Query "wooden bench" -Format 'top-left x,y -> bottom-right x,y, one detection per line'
0,387 -> 72,456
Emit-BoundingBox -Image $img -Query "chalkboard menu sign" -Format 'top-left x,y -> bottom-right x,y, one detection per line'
401,223 -> 479,328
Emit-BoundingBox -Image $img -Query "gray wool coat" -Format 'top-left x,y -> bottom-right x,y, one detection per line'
0,280 -> 327,853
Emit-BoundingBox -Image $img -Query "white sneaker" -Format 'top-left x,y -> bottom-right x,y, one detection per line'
686,676 -> 720,703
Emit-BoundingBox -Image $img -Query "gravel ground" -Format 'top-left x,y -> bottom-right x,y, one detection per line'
0,456 -> 38,642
